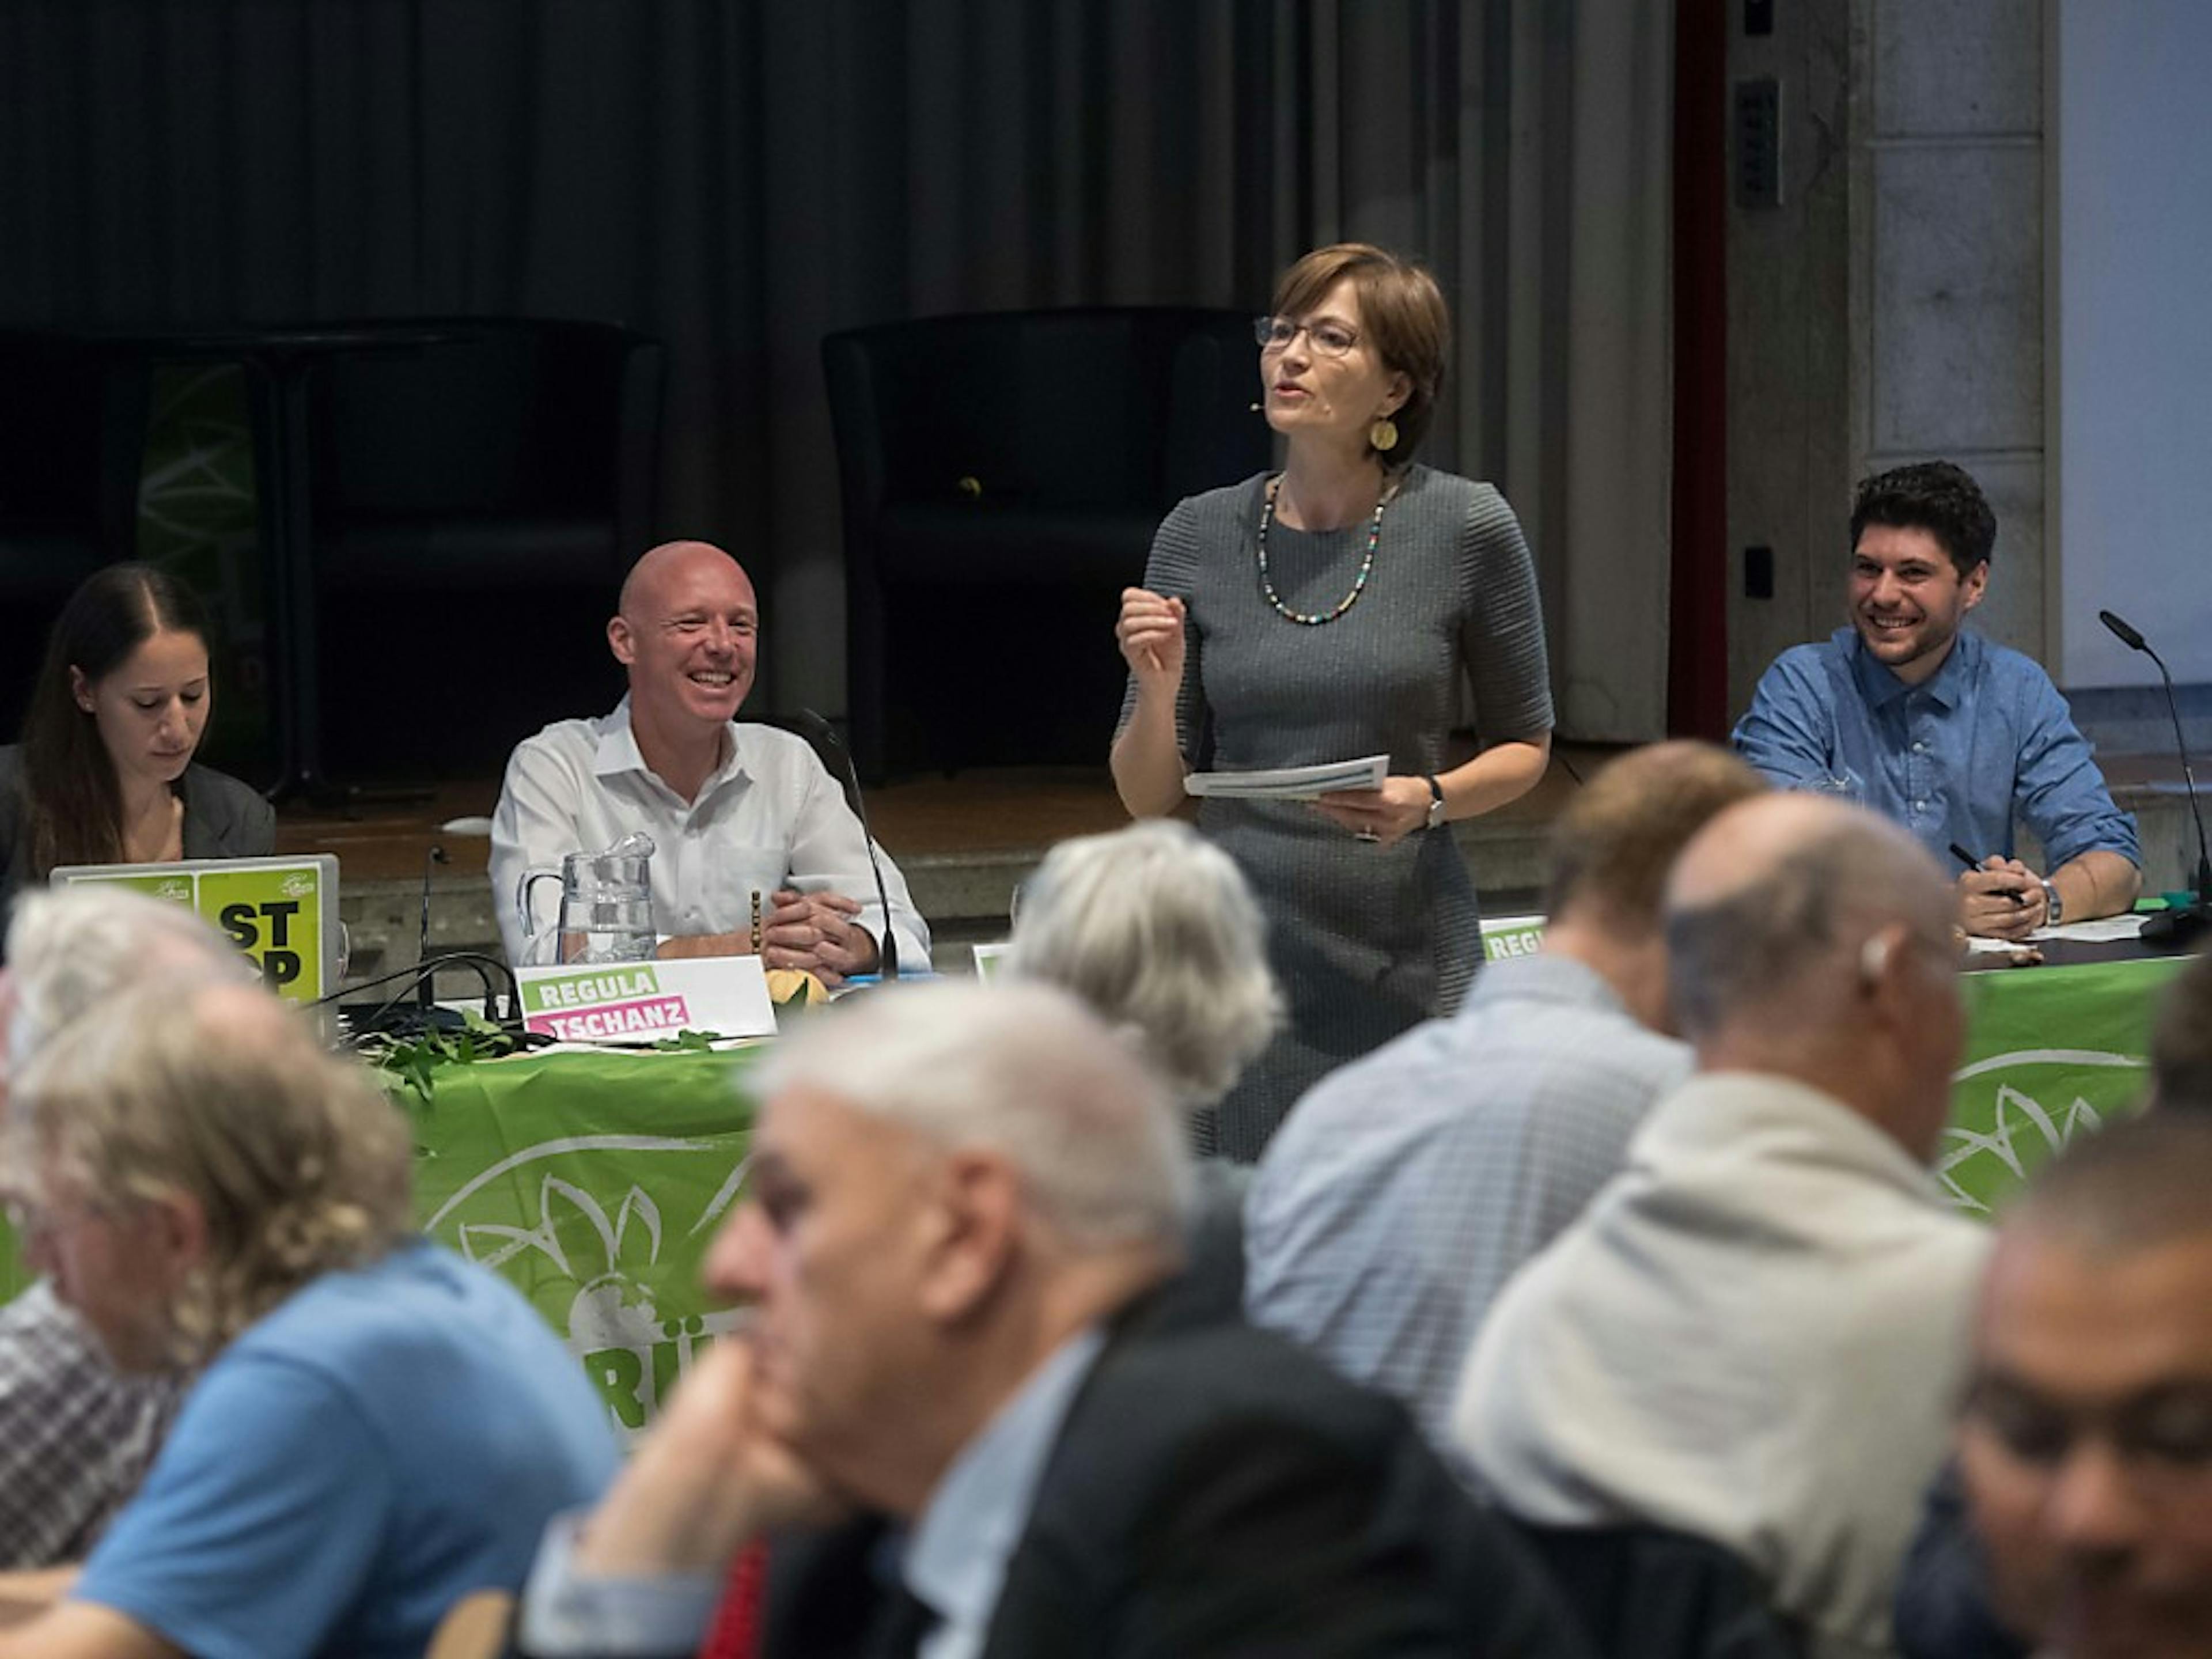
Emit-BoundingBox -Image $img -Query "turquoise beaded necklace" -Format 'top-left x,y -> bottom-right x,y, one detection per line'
1255,472 -> 1397,626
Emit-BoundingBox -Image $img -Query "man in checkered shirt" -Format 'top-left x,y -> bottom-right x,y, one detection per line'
0,888 -> 253,1566
1244,741 -> 1764,1460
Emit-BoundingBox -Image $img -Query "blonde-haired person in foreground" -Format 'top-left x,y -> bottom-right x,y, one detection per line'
0,888 -> 252,1572
1006,819 -> 1281,1313
0,978 -> 617,1659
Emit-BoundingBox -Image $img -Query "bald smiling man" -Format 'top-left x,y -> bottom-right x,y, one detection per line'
490,541 -> 929,982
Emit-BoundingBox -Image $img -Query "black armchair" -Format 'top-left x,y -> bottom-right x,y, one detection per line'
0,332 -> 149,734
305,319 -> 663,777
823,306 -> 1268,783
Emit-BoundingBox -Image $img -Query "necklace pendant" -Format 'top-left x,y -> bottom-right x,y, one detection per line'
1255,477 -> 1388,627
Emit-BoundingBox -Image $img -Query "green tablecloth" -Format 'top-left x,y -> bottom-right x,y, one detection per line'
396,1046 -> 760,1444
1940,953 -> 2182,1212
0,953 -> 2186,1434
0,1045 -> 760,1443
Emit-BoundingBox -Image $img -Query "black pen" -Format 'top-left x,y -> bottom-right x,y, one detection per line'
1949,842 -> 2027,907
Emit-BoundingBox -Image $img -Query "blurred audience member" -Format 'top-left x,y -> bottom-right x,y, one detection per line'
2147,946 -> 2212,1112
0,888 -> 250,1569
522,982 -> 1583,1659
1955,1112 -> 2212,1659
1245,741 -> 1762,1456
1457,794 -> 1990,1658
1895,1461 -> 2031,1659
1896,947 -> 2212,1656
1008,818 -> 1280,1146
0,980 -> 617,1655
1007,819 -> 1280,1312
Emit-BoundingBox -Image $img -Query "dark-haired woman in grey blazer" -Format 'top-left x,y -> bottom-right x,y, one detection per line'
1,564 -> 272,948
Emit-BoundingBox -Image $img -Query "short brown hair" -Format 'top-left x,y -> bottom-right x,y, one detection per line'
1271,243 -> 1449,466
1850,460 -> 1996,580
1545,741 -> 1766,930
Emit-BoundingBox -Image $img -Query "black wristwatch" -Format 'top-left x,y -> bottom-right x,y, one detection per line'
1423,774 -> 1447,831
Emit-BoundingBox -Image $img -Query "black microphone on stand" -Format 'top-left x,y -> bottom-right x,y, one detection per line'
418,844 -> 450,1011
2098,608 -> 2212,945
793,709 -> 902,981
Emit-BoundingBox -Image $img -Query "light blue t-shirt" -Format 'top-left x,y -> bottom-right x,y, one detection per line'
75,1240 -> 619,1659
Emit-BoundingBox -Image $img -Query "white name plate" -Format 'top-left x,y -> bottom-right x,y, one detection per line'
514,955 -> 777,1044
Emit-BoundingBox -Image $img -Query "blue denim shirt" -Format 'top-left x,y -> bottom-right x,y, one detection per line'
1732,626 -> 2139,872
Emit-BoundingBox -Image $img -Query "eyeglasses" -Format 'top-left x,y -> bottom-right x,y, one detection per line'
1255,315 -> 1361,358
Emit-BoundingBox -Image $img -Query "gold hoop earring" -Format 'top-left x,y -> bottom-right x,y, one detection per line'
1368,416 -> 1399,453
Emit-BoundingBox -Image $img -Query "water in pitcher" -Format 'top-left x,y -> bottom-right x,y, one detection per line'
520,833 -> 658,965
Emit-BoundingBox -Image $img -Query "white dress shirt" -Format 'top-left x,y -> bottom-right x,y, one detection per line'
1455,1072 -> 1992,1659
900,1327 -> 1107,1659
489,699 -> 930,971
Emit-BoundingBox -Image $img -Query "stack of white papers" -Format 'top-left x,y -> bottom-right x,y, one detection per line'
2028,914 -> 2149,943
1964,912 -> 2149,956
1183,755 -> 1389,801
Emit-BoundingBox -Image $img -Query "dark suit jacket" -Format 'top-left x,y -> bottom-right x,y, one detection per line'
1893,1463 -> 2028,1659
0,744 -> 274,953
763,1280 -> 1588,1659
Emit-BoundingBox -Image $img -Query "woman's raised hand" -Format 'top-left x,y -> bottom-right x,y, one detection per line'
1116,587 -> 1187,696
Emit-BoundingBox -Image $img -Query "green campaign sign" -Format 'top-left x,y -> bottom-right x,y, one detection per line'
1480,915 -> 1547,962
52,855 -> 338,1005
197,865 -> 323,995
520,965 -> 666,1014
84,871 -> 198,904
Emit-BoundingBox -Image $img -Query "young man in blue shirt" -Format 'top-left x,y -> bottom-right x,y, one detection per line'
1733,460 -> 2140,938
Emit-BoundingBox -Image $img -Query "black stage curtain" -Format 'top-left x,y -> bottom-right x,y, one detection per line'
1,0 -> 1672,734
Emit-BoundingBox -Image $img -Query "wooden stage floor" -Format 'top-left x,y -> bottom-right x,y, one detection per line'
280,748 -> 1623,983
274,750 -> 1617,885
274,739 -> 2198,987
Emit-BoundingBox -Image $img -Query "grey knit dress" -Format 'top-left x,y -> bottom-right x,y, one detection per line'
1122,467 -> 1554,1160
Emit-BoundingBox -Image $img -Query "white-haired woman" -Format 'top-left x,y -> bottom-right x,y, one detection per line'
1006,819 -> 1281,1311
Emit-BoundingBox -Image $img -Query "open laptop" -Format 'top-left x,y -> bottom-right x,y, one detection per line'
48,853 -> 344,1006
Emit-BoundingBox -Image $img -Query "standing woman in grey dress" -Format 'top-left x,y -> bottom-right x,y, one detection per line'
1112,243 -> 1554,1159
